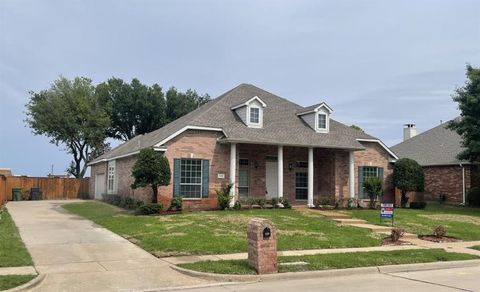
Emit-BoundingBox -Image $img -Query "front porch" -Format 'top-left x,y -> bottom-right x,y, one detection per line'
228,143 -> 356,207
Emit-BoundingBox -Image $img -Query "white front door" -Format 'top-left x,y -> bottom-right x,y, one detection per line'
265,161 -> 278,199
95,174 -> 105,200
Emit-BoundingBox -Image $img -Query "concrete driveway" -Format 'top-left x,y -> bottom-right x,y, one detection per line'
7,200 -> 213,292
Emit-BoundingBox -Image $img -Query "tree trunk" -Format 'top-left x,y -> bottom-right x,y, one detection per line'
152,185 -> 158,204
400,190 -> 409,208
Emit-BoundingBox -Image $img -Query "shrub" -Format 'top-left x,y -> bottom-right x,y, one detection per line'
246,198 -> 255,209
467,187 -> 480,207
135,203 -> 163,215
280,198 -> 292,209
270,198 -> 279,208
433,225 -> 447,238
216,184 -> 233,210
256,198 -> 266,209
233,200 -> 242,210
391,228 -> 405,242
409,201 -> 427,209
169,197 -> 183,211
363,176 -> 383,209
393,158 -> 424,208
102,194 -> 121,206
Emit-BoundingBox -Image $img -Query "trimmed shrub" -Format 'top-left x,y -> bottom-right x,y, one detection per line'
433,225 -> 447,238
280,198 -> 292,209
169,197 -> 183,211
233,200 -> 242,210
135,203 -> 163,215
216,184 -> 233,210
467,187 -> 480,207
270,198 -> 279,208
256,198 -> 266,209
409,201 -> 427,209
391,228 -> 405,242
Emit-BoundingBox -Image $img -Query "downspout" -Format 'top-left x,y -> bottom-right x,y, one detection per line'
460,163 -> 466,205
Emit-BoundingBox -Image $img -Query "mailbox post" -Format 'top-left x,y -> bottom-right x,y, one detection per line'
247,218 -> 277,274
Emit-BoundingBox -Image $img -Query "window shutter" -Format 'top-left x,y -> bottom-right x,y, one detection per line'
358,166 -> 364,198
173,159 -> 181,197
202,160 -> 210,198
378,167 -> 384,180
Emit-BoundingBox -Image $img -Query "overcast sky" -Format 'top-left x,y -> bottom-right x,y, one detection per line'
1,0 -> 479,176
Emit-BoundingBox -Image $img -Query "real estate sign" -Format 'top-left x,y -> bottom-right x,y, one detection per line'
380,203 -> 394,225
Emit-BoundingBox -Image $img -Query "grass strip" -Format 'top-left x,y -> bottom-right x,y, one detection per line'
0,209 -> 33,267
0,275 -> 36,291
178,249 -> 479,275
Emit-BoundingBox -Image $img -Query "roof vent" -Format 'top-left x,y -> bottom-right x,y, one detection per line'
403,124 -> 417,141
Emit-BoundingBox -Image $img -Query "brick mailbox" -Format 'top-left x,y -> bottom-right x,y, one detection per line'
247,218 -> 277,274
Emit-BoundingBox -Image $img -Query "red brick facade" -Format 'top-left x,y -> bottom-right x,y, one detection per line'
422,165 -> 473,204
89,130 -> 395,210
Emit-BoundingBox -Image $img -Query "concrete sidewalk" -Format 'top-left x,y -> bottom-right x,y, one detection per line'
7,200 -> 213,292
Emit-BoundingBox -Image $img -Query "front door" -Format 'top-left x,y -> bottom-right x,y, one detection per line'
95,174 -> 105,200
265,161 -> 278,199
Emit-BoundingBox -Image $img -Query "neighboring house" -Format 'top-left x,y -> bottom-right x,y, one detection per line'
88,84 -> 398,210
391,123 -> 479,204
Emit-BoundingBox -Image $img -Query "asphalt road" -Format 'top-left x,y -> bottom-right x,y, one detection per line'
169,264 -> 480,292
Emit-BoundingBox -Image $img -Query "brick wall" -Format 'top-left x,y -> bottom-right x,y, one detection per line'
423,165 -> 472,204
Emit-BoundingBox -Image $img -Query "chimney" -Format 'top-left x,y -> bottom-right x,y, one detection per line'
403,124 -> 417,141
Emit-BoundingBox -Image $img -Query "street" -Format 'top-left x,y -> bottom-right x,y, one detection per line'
170,264 -> 480,292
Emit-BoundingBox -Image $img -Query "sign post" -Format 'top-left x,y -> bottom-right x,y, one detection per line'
380,203 -> 394,226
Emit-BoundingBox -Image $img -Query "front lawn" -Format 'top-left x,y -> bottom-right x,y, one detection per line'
347,203 -> 480,240
470,245 -> 480,251
0,275 -> 36,291
63,201 -> 381,256
0,209 -> 33,267
178,249 -> 479,274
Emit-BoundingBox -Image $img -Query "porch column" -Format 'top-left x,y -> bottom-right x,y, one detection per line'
349,151 -> 355,199
308,147 -> 314,207
277,145 -> 283,199
229,143 -> 237,207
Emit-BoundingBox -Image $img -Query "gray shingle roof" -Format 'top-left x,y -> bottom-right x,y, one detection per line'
90,84 -> 380,164
391,122 -> 467,166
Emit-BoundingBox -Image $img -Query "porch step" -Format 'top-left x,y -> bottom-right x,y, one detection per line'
333,218 -> 367,225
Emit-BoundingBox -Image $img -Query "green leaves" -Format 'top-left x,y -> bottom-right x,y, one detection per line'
393,158 -> 424,193
448,65 -> 480,163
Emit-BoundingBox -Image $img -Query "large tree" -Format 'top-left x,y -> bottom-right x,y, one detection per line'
165,87 -> 210,123
26,77 -> 110,178
96,78 -> 167,141
393,158 -> 424,208
448,65 -> 480,163
131,148 -> 171,203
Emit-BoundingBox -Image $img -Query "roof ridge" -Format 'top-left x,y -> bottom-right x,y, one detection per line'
391,121 -> 452,149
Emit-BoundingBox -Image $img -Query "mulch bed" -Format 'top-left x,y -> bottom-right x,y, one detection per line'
418,235 -> 460,243
381,238 -> 413,246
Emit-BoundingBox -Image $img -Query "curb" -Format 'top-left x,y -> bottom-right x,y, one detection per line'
172,259 -> 480,283
4,274 -> 46,292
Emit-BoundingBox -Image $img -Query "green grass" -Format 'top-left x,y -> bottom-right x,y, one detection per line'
346,203 -> 480,240
0,209 -> 33,267
178,249 -> 479,274
0,275 -> 36,290
470,245 -> 480,251
63,201 -> 380,256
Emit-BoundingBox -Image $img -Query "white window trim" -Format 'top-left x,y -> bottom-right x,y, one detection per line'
107,160 -> 117,194
246,104 -> 263,128
315,112 -> 329,133
179,159 -> 203,199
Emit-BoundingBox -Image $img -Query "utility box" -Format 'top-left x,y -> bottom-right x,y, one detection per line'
247,218 -> 277,274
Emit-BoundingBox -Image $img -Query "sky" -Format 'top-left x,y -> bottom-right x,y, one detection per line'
1,0 -> 479,176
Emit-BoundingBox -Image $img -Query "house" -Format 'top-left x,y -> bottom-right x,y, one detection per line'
88,84 -> 398,210
391,123 -> 479,204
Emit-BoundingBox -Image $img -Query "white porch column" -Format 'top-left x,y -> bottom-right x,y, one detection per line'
229,143 -> 237,207
349,151 -> 355,199
307,147 -> 314,207
277,145 -> 283,199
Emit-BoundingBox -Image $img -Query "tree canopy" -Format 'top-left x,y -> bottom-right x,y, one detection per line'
393,158 -> 424,207
165,87 -> 210,124
131,148 -> 171,203
25,77 -> 110,178
350,124 -> 365,133
448,65 -> 480,163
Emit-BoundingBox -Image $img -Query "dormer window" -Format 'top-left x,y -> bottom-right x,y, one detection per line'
231,96 -> 266,128
296,102 -> 333,133
250,107 -> 260,124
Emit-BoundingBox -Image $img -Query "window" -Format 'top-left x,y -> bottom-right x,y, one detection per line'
250,107 -> 260,124
295,172 -> 308,200
239,169 -> 250,197
107,161 -> 116,193
296,161 -> 308,168
360,166 -> 381,199
239,159 -> 249,166
180,159 -> 203,198
318,113 -> 327,129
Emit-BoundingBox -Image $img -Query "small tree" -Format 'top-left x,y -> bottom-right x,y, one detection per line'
131,148 -> 171,203
393,158 -> 424,208
363,176 -> 383,209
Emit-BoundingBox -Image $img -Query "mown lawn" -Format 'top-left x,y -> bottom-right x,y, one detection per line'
179,249 -> 479,274
0,275 -> 36,291
63,201 -> 381,256
0,209 -> 33,267
470,245 -> 480,251
346,203 -> 480,240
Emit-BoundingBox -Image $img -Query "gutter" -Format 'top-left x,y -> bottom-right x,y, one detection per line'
460,163 -> 466,205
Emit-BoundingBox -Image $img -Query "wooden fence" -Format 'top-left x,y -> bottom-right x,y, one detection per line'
0,176 -> 89,206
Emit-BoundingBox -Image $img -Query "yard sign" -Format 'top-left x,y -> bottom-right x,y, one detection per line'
380,203 -> 394,226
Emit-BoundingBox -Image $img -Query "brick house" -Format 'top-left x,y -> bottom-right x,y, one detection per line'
88,84 -> 398,210
391,123 -> 479,204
